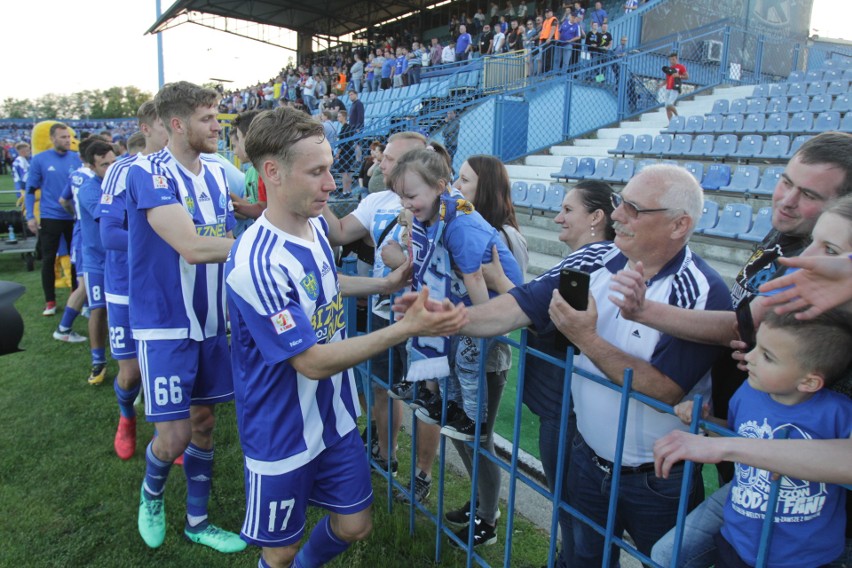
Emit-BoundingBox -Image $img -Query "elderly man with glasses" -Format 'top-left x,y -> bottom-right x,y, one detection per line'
394,164 -> 731,566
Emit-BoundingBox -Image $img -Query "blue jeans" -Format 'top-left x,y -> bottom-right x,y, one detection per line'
567,434 -> 703,567
446,336 -> 494,422
651,483 -> 729,568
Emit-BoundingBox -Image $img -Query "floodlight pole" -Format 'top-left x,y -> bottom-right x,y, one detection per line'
156,0 -> 165,88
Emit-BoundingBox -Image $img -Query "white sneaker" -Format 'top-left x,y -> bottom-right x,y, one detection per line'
53,329 -> 87,343
42,303 -> 57,316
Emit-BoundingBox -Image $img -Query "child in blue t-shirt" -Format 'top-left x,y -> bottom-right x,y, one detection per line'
669,310 -> 852,568
386,147 -> 524,441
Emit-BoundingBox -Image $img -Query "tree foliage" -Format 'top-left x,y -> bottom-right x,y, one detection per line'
0,86 -> 154,120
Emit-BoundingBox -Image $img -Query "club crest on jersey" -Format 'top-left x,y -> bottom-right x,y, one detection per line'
270,309 -> 296,335
184,196 -> 196,215
153,175 -> 168,189
100,193 -> 113,205
300,272 -> 320,301
219,193 -> 227,209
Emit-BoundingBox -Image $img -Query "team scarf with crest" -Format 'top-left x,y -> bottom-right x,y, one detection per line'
405,189 -> 473,382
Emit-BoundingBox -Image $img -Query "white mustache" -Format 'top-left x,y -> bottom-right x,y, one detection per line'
613,221 -> 635,237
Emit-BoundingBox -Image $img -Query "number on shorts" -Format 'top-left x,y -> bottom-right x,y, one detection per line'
267,498 -> 295,533
91,285 -> 102,302
109,326 -> 125,349
153,375 -> 182,406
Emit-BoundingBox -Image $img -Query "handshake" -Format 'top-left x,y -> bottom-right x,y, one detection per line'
662,65 -> 677,76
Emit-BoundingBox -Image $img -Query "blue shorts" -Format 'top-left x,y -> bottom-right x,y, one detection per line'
106,301 -> 136,360
85,271 -> 106,310
137,335 -> 234,422
240,428 -> 373,547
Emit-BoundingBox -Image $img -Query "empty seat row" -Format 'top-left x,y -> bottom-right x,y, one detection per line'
512,182 -> 566,212
660,110 -> 852,138
548,157 -> 637,184
751,80 -> 850,99
696,202 -> 772,242
703,94 -> 851,118
788,68 -> 852,83
610,132 -> 813,161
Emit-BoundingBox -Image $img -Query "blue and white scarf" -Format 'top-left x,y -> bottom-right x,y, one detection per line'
405,190 -> 472,381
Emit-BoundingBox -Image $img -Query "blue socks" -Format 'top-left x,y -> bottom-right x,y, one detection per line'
58,306 -> 79,331
293,515 -> 351,567
91,347 -> 106,366
114,379 -> 140,419
143,440 -> 172,499
184,443 -> 213,526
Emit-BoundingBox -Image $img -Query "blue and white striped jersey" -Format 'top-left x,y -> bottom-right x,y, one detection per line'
125,148 -> 235,341
12,156 -> 29,193
98,153 -> 139,302
226,214 -> 359,472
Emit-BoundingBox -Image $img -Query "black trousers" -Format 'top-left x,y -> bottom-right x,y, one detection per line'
38,217 -> 75,303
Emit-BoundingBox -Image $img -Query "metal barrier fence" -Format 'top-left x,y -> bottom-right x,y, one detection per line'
341,260 -> 852,568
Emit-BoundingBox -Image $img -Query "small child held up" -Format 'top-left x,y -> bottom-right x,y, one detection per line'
386,147 -> 524,442
660,309 -> 852,568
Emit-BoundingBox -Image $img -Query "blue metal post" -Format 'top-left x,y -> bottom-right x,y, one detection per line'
668,394 -> 704,567
720,26 -> 732,84
463,338 -> 489,567
754,427 -> 791,567
601,368 -> 634,567
502,329 -> 529,568
547,347 -> 575,567
156,0 -> 165,88
754,35 -> 765,84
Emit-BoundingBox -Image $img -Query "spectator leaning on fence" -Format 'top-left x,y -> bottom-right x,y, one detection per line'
396,164 -> 731,566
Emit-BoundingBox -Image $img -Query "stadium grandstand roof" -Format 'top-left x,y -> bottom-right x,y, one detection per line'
147,0 -> 451,40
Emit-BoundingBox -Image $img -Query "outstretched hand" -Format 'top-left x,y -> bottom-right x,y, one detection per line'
396,286 -> 468,337
759,255 -> 852,319
654,430 -> 724,479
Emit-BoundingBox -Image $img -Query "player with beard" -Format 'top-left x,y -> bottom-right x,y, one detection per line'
124,82 -> 245,553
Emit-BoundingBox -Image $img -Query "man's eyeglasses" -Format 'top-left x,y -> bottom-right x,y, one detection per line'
611,193 -> 670,218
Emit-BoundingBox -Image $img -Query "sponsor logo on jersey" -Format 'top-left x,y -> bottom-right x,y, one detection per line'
270,308 -> 296,334
195,223 -> 226,237
152,174 -> 168,189
199,191 -> 211,202
320,261 -> 332,277
300,272 -> 320,301
100,193 -> 113,205
48,166 -> 56,172
311,293 -> 344,343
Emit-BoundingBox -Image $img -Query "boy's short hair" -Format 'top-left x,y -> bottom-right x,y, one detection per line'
761,310 -> 852,386
231,109 -> 261,136
244,107 -> 324,171
154,81 -> 219,133
83,139 -> 114,165
15,142 -> 29,151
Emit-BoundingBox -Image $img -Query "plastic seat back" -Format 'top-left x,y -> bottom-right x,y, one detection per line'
733,135 -> 762,158
710,99 -> 730,114
635,159 -> 657,174
525,183 -> 547,208
608,159 -> 635,184
786,135 -> 813,158
787,70 -> 805,82
576,157 -> 596,179
683,161 -> 704,184
551,157 -> 579,179
750,85 -> 768,98
813,111 -> 841,132
739,207 -> 773,242
632,134 -> 653,154
664,115 -> 686,133
746,97 -> 767,114
702,163 -> 732,190
808,94 -> 831,113
511,181 -> 529,205
687,134 -> 715,156
806,81 -> 827,96
759,135 -> 791,159
685,115 -> 704,134
787,95 -> 809,113
722,114 -> 744,133
695,200 -> 720,233
766,96 -> 787,113
742,113 -> 765,133
753,166 -> 784,196
841,113 -> 852,133
785,111 -> 814,133
833,94 -> 851,113
651,134 -> 673,155
765,112 -> 788,133
827,81 -> 848,96
729,98 -> 748,115
609,134 -> 634,155
703,203 -> 753,238
669,134 -> 693,156
587,158 -> 615,180
721,165 -> 760,192
805,70 -> 823,82
703,114 -> 724,133
542,183 -> 566,212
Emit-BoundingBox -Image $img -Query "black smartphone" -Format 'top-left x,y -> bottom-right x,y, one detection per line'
555,267 -> 590,353
735,301 -> 756,351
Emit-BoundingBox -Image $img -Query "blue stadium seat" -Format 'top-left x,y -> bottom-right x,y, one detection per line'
787,95 -> 809,113
686,134 -> 714,157
542,183 -> 567,212
651,134 -> 673,156
685,115 -> 704,134
827,81 -> 849,96
841,113 -> 852,133
663,116 -> 686,134
732,135 -> 763,159
752,166 -> 784,196
694,200 -> 720,234
729,98 -> 748,115
710,134 -> 738,158
576,157 -> 596,179
606,159 -> 635,184
587,158 -> 615,180
759,135 -> 791,159
631,134 -> 653,155
703,203 -> 753,238
683,161 -> 704,184
703,114 -> 724,133
721,165 -> 760,193
608,134 -> 635,156
786,83 -> 806,98
702,164 -> 732,190
739,207 -> 773,242
806,81 -> 827,96
721,114 -> 744,133
808,94 -> 831,113
511,181 -> 529,205
844,68 -> 852,82
813,111 -> 841,132
805,70 -> 823,82
766,96 -> 787,113
635,159 -> 657,174
786,135 -> 813,158
742,113 -> 765,133
764,112 -> 788,134
787,70 -> 805,83
668,134 -> 693,157
768,84 -> 787,98
551,157 -> 579,179
520,182 -> 547,209
750,85 -> 769,98
785,111 -> 814,134
745,97 -> 768,114
709,99 -> 730,115
823,66 -> 840,78
833,94 -> 851,113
